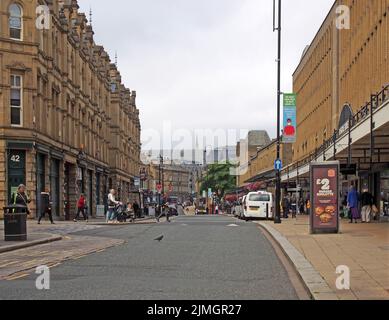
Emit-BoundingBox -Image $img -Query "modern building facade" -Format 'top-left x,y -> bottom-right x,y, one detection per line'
235,1 -> 389,218
283,0 -> 389,215
292,0 -> 389,162
0,0 -> 141,219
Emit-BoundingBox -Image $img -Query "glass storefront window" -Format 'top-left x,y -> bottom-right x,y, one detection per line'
380,170 -> 389,216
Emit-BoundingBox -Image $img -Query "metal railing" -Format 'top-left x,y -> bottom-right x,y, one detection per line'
284,84 -> 389,174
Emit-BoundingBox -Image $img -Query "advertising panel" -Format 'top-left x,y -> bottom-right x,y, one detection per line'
310,162 -> 340,234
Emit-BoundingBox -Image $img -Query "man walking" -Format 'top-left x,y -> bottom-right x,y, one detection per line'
282,194 -> 290,219
360,188 -> 374,223
74,194 -> 88,222
38,191 -> 55,224
156,203 -> 170,223
133,201 -> 140,218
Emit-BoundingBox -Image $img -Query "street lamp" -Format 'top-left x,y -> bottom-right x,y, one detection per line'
273,0 -> 282,224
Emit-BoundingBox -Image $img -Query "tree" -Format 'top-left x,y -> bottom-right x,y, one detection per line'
200,163 -> 237,197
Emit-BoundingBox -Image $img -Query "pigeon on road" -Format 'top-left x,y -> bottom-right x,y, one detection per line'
154,235 -> 164,242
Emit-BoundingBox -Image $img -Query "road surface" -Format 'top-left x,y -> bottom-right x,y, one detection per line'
0,215 -> 300,300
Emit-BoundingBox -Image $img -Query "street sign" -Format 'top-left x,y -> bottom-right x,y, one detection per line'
274,159 -> 282,171
208,188 -> 212,198
134,177 -> 140,187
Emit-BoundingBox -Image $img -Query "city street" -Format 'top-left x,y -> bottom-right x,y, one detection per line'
0,216 -> 301,300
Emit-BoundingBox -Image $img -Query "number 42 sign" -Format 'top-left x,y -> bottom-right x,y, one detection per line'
10,155 -> 21,162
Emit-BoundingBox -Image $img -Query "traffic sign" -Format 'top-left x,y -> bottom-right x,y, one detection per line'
274,159 -> 282,171
156,184 -> 162,193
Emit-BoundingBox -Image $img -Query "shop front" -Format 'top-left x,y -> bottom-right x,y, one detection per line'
7,149 -> 26,203
380,169 -> 389,217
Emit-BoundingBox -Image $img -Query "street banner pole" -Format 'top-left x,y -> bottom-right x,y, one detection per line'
274,0 -> 282,224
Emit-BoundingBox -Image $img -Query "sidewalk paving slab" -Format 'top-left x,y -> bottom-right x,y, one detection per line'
0,232 -> 62,254
257,216 -> 389,300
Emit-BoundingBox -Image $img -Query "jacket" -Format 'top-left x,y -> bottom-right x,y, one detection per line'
347,189 -> 359,208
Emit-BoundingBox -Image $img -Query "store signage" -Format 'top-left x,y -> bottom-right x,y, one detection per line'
283,93 -> 297,144
310,162 -> 340,234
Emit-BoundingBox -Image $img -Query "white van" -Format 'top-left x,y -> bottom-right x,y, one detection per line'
242,191 -> 273,220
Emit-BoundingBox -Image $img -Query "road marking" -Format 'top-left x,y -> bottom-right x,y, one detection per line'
0,261 -> 20,268
227,224 -> 239,227
6,273 -> 29,281
181,224 -> 188,226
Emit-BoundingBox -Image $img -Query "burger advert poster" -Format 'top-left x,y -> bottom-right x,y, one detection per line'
311,163 -> 339,233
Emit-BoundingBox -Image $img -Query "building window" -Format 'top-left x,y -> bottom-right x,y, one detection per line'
9,3 -> 22,40
10,75 -> 22,126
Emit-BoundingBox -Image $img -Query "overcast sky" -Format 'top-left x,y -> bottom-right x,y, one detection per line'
78,0 -> 335,150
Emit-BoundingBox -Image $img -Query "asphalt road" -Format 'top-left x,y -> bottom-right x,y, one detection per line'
0,215 -> 299,300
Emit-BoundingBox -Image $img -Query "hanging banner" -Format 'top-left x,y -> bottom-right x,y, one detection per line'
283,93 -> 297,143
310,162 -> 340,234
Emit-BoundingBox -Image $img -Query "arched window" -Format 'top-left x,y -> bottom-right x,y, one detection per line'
9,3 -> 22,40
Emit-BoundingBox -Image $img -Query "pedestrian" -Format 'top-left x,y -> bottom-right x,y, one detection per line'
126,202 -> 135,222
156,203 -> 170,223
133,201 -> 140,218
360,187 -> 374,223
282,194 -> 290,219
38,191 -> 55,224
74,194 -> 88,222
290,195 -> 297,218
107,189 -> 120,223
298,197 -> 305,215
347,184 -> 360,223
11,184 -> 31,214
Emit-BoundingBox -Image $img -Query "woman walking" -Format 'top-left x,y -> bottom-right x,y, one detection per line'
107,189 -> 120,223
74,194 -> 88,222
347,185 -> 360,223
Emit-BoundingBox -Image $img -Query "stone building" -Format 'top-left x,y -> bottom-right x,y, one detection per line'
0,0 -> 141,219
147,161 -> 192,203
237,139 -> 292,189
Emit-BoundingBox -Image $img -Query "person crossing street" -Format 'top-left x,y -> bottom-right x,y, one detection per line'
74,194 -> 88,223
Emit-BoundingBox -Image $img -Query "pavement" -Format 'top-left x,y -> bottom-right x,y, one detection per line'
257,216 -> 389,300
0,215 -> 300,300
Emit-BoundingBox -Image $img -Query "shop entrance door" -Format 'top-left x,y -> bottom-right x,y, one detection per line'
8,150 -> 26,204
50,159 -> 60,217
36,153 -> 46,218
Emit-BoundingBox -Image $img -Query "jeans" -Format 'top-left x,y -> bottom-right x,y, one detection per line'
107,207 -> 115,222
75,207 -> 87,221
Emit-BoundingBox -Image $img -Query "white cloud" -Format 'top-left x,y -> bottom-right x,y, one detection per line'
78,0 -> 335,149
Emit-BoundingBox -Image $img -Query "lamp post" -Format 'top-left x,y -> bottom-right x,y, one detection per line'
158,154 -> 163,212
274,0 -> 282,224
